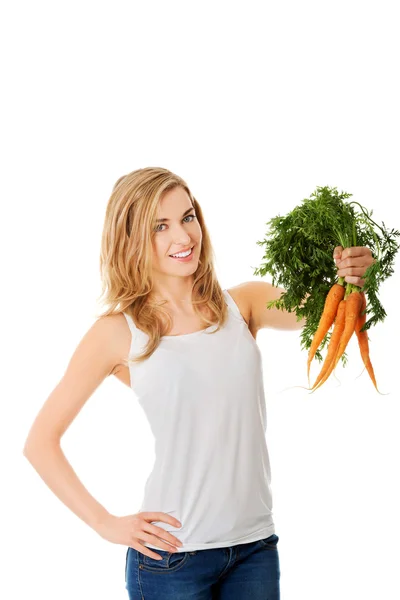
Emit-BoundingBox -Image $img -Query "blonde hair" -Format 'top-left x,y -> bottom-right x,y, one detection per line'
96,167 -> 228,365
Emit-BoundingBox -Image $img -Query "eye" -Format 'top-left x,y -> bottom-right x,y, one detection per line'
154,214 -> 196,232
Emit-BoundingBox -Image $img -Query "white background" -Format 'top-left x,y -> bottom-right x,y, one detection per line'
2,1 -> 400,598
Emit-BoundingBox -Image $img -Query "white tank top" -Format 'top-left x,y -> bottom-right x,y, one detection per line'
122,289 -> 275,552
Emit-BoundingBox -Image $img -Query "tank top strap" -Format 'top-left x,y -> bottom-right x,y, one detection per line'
122,311 -> 138,338
222,288 -> 247,324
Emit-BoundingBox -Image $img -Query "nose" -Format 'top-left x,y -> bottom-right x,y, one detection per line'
170,224 -> 192,244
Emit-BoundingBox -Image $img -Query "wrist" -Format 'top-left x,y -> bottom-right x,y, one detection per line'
90,507 -> 113,534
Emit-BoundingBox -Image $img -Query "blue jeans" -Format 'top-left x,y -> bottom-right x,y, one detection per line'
125,533 -> 280,599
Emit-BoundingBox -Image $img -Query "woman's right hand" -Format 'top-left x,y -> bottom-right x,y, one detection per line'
96,511 -> 183,560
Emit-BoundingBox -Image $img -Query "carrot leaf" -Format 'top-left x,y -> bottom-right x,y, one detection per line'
253,185 -> 400,363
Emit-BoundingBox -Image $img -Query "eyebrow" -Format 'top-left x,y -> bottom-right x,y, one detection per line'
155,207 -> 195,223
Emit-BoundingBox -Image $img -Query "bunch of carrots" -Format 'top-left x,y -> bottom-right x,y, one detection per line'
253,186 -> 400,393
307,283 -> 379,393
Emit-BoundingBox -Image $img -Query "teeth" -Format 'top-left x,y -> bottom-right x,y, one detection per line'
171,248 -> 192,258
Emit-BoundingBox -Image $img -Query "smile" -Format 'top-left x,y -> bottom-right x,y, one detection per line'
169,247 -> 195,261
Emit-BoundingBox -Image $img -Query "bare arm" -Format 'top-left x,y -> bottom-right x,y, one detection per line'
24,440 -> 111,532
245,280 -> 309,332
23,314 -> 126,534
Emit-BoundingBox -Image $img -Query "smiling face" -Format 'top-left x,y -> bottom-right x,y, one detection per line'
151,185 -> 202,279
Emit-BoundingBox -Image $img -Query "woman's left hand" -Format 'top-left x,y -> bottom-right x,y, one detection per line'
333,245 -> 376,288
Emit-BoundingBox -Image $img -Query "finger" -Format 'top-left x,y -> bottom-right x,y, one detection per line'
139,530 -> 179,552
344,276 -> 365,287
337,265 -> 368,278
142,512 -> 182,528
144,523 -> 182,548
341,246 -> 371,261
336,256 -> 370,270
333,246 -> 343,259
132,540 -> 164,560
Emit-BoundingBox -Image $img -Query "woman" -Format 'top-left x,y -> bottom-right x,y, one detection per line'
23,167 -> 375,599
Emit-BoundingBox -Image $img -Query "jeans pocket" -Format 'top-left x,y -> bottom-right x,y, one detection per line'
258,533 -> 279,549
140,549 -> 190,573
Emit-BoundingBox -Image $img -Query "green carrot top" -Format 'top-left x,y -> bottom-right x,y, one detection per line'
253,185 -> 400,364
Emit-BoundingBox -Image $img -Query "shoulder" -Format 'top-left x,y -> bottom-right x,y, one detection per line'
95,312 -> 129,339
225,283 -> 252,327
91,313 -> 132,376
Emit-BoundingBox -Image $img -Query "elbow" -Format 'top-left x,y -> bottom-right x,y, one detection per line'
23,442 -> 37,461
23,442 -> 36,459
22,438 -> 32,458
22,436 -> 61,461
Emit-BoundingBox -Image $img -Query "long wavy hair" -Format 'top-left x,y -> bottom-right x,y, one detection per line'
96,167 -> 229,365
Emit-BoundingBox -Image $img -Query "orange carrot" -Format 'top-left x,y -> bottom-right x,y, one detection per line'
332,290 -> 363,371
310,299 -> 347,392
354,292 -> 378,391
307,283 -> 345,384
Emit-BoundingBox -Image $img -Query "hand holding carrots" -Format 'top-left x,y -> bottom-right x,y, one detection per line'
332,245 -> 376,287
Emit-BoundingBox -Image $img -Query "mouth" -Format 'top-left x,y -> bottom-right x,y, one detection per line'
168,244 -> 194,258
169,245 -> 195,260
